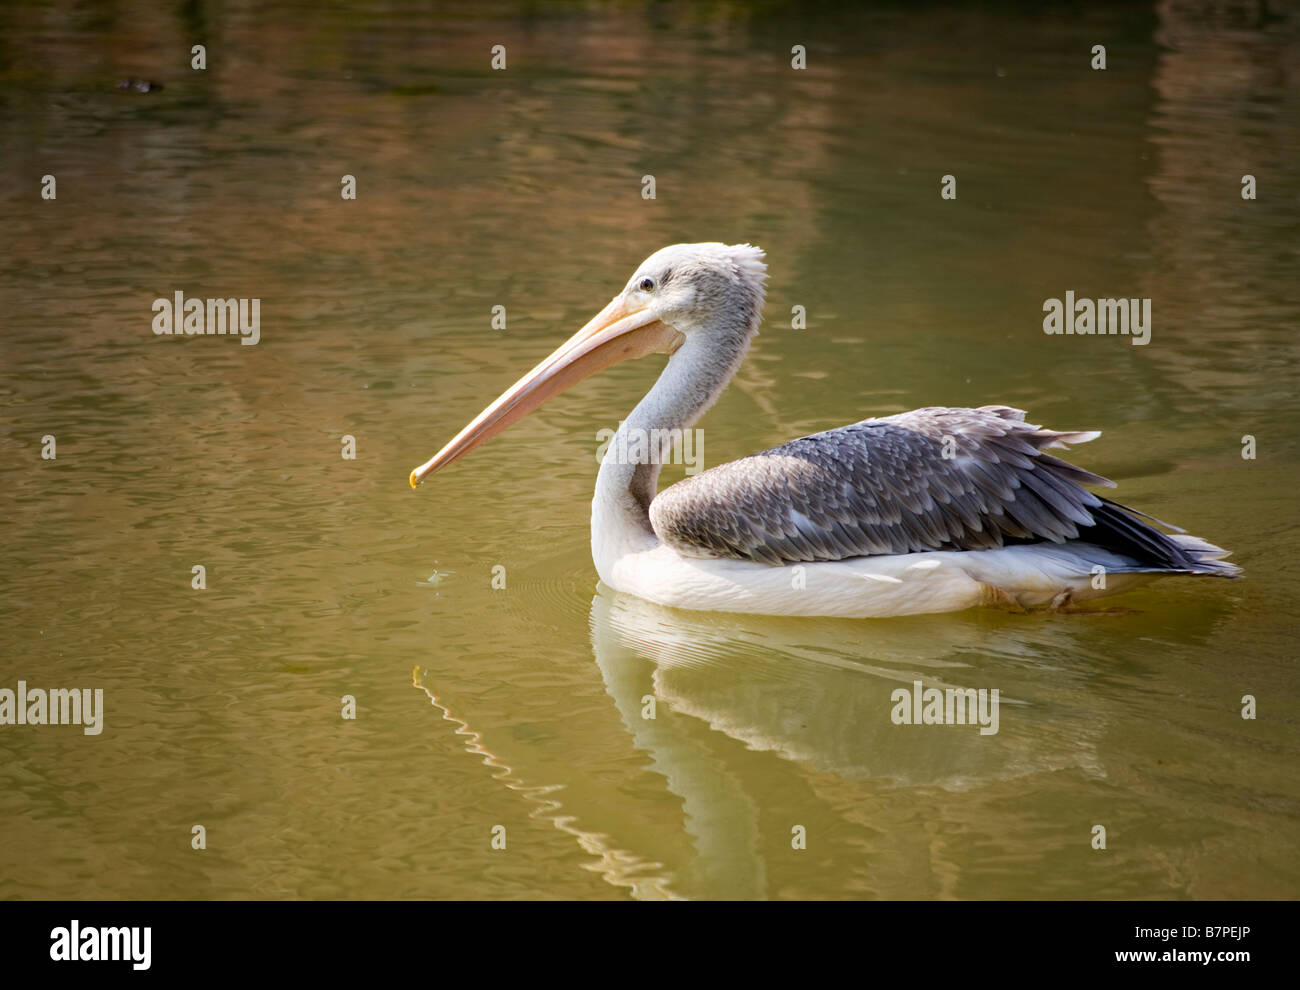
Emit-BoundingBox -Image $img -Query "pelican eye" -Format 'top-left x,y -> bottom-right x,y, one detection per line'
639,277 -> 656,292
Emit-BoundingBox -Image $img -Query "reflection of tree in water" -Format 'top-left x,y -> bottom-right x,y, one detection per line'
1142,2 -> 1300,411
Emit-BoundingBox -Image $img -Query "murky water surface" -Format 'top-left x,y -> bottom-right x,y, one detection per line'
1,2 -> 1297,898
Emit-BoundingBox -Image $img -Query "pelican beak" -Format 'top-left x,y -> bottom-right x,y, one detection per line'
410,295 -> 683,488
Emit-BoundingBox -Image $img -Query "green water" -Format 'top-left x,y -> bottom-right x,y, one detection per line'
1,1 -> 1297,899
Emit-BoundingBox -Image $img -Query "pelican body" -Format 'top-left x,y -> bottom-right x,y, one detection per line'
411,243 -> 1238,618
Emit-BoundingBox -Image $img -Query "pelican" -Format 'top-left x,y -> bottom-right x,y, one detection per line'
410,243 -> 1238,618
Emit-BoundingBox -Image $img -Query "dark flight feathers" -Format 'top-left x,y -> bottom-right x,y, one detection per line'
648,406 -> 1235,575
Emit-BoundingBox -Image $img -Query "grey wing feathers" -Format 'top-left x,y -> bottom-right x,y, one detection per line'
648,405 -> 1115,565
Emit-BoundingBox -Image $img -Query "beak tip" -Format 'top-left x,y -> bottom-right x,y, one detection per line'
409,469 -> 421,489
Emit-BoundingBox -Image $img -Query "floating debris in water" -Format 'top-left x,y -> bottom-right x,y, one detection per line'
417,569 -> 453,588
115,78 -> 163,93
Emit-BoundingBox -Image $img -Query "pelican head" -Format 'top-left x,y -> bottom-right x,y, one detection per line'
622,241 -> 768,335
409,242 -> 767,487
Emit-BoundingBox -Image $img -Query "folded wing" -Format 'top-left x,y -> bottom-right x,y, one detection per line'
649,405 -> 1116,565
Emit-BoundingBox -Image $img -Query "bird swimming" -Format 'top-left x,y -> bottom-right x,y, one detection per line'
410,242 -> 1238,618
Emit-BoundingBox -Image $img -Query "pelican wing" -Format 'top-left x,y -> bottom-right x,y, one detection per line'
648,406 -> 1115,565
